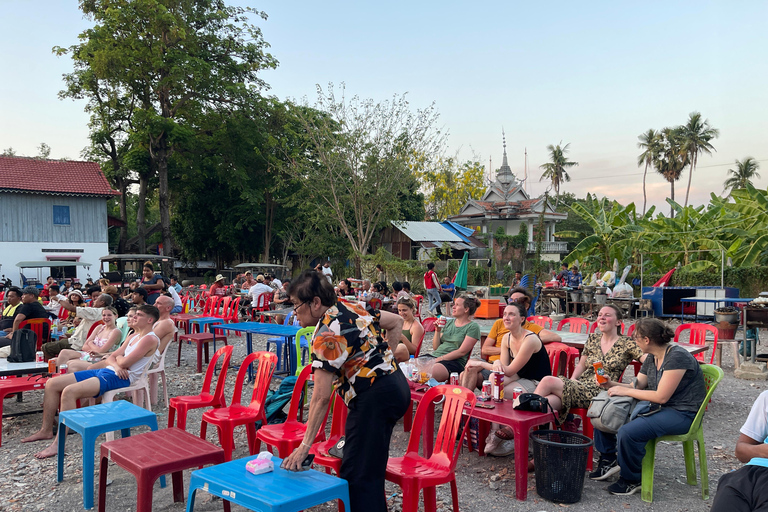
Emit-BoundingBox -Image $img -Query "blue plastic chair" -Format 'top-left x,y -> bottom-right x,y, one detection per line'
266,313 -> 296,372
186,455 -> 350,512
57,400 -> 165,510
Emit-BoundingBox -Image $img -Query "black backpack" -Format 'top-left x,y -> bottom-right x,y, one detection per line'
8,329 -> 37,363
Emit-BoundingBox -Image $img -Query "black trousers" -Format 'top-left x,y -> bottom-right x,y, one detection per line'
711,465 -> 768,512
340,369 -> 410,512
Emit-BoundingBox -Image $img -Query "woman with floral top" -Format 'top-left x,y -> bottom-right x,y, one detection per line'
281,270 -> 408,512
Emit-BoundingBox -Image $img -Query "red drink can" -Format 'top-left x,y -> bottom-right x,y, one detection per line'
36,351 -> 44,363
59,364 -> 68,375
512,387 -> 523,400
492,371 -> 504,402
449,372 -> 459,386
481,380 -> 492,401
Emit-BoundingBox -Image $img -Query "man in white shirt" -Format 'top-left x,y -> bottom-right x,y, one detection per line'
41,293 -> 113,359
322,261 -> 333,283
249,275 -> 274,310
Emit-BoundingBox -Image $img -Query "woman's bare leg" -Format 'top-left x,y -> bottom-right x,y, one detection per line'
55,349 -> 82,367
533,376 -> 564,411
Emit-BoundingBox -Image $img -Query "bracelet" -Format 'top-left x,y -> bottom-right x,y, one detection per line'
301,441 -> 311,449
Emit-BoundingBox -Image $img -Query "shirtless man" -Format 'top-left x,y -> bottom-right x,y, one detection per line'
22,305 -> 160,459
148,295 -> 176,403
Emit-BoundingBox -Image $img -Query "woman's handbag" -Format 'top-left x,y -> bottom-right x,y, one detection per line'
587,391 -> 637,434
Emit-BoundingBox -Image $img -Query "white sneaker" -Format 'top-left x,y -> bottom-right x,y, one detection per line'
487,439 -> 515,457
484,432 -> 502,454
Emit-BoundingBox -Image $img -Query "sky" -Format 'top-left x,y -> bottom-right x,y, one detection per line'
1,1 -> 766,212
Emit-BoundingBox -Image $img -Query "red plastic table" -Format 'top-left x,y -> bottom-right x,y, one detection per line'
408,383 -> 553,501
98,427 -> 226,512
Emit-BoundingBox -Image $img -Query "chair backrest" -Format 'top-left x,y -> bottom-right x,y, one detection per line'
285,365 -> 317,422
216,296 -> 231,316
255,292 -> 271,311
87,320 -> 105,338
295,326 -> 315,375
57,306 -> 68,322
407,385 -> 477,468
627,323 -> 636,337
114,317 -> 131,348
20,318 -> 52,350
557,317 -> 590,333
413,327 -> 426,357
369,298 -> 382,310
202,345 -> 234,407
327,393 -> 348,439
589,320 -> 626,335
674,323 -> 718,363
412,295 -> 423,320
422,317 -> 436,333
527,316 -> 553,329
225,297 -> 241,322
230,351 -> 277,411
688,364 -> 724,433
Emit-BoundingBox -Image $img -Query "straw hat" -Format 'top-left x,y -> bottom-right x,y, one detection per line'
215,274 -> 225,282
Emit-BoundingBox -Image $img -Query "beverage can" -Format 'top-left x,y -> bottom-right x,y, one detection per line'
36,351 -> 45,363
410,364 -> 419,382
48,359 -> 56,374
481,380 -> 492,401
512,387 -> 523,400
491,371 -> 504,402
449,372 -> 459,386
59,364 -> 68,375
593,361 -> 608,384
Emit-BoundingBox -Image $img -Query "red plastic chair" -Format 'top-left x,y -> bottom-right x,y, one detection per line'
19,318 -> 52,351
386,385 -> 477,512
368,298 -> 382,310
87,320 -> 105,338
413,328 -> 426,357
627,323 -> 636,337
527,315 -> 553,329
250,293 -> 273,322
544,342 -> 579,378
422,317 -> 436,333
168,345 -> 234,431
674,323 -> 718,364
589,320 -> 626,334
200,351 -> 277,461
412,295 -> 424,321
557,317 -> 590,333
0,375 -> 48,446
255,365 -> 329,457
310,393 -> 348,476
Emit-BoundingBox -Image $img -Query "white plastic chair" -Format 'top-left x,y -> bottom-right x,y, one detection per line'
148,340 -> 172,409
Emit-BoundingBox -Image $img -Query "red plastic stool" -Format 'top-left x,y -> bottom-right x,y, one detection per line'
98,427 -> 227,512
177,332 -> 228,373
0,375 -> 48,446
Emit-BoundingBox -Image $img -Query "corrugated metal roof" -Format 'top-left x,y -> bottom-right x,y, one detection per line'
390,221 -> 463,242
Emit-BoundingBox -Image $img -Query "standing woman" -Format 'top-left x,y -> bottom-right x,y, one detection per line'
139,261 -> 163,305
281,270 -> 409,512
394,297 -> 424,362
589,318 -> 706,496
430,295 -> 481,382
534,304 -> 644,428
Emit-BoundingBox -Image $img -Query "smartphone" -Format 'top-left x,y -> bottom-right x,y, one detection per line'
475,402 -> 495,409
301,453 -> 315,469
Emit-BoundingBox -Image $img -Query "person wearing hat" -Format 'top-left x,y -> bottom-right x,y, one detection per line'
209,274 -> 227,298
241,271 -> 256,292
131,287 -> 148,306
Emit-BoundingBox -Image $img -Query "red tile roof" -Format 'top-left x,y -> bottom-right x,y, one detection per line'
0,156 -> 119,197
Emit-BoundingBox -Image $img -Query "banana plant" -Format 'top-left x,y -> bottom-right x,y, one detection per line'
720,183 -> 768,266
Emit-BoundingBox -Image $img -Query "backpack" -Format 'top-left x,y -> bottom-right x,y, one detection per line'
255,376 -> 298,428
8,329 -> 37,363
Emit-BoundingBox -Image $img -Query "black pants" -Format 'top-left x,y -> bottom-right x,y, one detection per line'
340,369 -> 410,512
711,465 -> 768,512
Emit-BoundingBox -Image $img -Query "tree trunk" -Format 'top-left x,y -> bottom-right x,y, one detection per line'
137,175 -> 148,254
263,190 -> 274,263
642,163 -> 648,216
157,138 -> 173,274
670,181 -> 675,218
684,153 -> 695,208
354,254 -> 362,279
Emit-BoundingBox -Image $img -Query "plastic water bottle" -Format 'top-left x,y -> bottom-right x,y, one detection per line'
409,355 -> 419,381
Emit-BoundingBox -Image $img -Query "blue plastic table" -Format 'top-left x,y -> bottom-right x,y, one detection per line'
214,323 -> 302,380
57,400 -> 165,509
186,455 -> 350,512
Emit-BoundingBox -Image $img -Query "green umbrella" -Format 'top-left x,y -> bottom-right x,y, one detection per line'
454,252 -> 469,290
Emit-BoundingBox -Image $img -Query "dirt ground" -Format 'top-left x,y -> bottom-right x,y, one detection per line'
0,317 -> 759,512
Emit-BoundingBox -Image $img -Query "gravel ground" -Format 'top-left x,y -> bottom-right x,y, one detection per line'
0,316 -> 760,512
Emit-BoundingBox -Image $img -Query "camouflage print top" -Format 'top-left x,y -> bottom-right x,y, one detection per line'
311,300 -> 397,405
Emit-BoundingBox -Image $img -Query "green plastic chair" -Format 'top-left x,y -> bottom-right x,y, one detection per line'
295,326 -> 315,376
640,363 -> 724,503
112,317 -> 131,350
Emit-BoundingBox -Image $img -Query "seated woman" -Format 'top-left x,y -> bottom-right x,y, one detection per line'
534,305 -> 644,430
367,282 -> 386,301
336,279 -> 353,298
394,297 -> 424,363
461,302 -> 552,456
55,307 -> 121,368
589,318 -> 707,496
60,290 -> 85,327
391,281 -> 410,300
430,295 -> 481,382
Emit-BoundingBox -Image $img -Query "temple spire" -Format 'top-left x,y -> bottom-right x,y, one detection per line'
502,129 -> 509,168
496,128 -> 516,186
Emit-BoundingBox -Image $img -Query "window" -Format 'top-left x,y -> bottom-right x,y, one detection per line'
53,205 -> 70,225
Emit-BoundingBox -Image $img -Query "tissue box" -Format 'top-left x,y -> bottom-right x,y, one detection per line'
246,457 -> 274,475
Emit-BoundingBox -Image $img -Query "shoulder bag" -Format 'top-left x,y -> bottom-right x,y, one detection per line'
587,390 -> 637,434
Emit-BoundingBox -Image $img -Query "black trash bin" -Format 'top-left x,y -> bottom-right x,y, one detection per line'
530,430 -> 593,504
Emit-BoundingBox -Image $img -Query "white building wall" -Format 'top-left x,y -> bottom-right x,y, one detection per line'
0,242 -> 107,286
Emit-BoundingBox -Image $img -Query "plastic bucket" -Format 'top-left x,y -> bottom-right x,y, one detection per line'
530,430 -> 593,504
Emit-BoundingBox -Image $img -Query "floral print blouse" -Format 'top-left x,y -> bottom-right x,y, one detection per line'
311,300 -> 397,405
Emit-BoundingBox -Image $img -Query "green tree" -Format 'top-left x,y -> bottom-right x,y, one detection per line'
293,84 -> 445,277
637,129 -> 660,216
421,158 -> 486,220
681,112 -> 719,208
724,157 -> 761,194
56,0 -> 277,271
654,127 -> 688,217
539,142 -> 577,208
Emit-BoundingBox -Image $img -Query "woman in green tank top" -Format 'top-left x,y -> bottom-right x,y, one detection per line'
394,297 -> 424,362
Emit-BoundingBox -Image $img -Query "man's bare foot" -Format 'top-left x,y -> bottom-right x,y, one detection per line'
34,443 -> 58,459
21,430 -> 54,443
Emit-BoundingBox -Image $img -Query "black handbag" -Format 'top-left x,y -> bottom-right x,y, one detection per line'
514,393 -> 558,423
8,329 -> 37,363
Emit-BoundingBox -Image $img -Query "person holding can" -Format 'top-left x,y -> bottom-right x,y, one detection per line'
430,295 -> 481,382
533,305 -> 645,432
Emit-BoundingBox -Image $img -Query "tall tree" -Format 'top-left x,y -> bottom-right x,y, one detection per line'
55,0 -> 277,271
293,85 -> 445,277
539,142 -> 577,208
636,129 -> 660,216
421,158 -> 486,220
654,127 -> 688,217
724,157 -> 761,194
681,111 -> 719,207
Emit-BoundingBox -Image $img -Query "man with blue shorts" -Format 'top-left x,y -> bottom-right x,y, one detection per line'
21,305 -> 160,459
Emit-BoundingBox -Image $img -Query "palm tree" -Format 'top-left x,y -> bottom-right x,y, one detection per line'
724,157 -> 761,194
637,129 -> 661,216
539,142 -> 578,207
655,127 -> 688,217
681,112 -> 719,208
